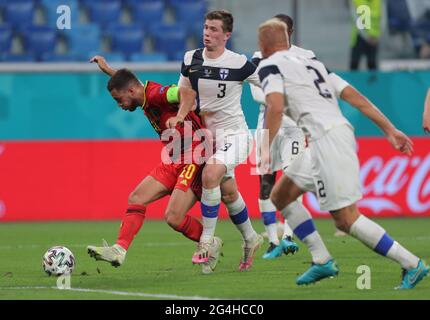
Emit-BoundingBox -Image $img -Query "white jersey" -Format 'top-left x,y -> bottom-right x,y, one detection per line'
179,48 -> 259,134
258,49 -> 351,140
250,45 -> 317,129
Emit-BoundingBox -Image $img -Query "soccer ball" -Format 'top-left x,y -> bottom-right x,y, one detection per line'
42,246 -> 76,276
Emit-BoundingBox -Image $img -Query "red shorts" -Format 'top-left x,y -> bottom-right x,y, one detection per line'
149,162 -> 203,199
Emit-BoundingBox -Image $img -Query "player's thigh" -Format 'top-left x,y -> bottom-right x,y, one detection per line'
129,175 -> 170,205
271,174 -> 305,209
310,125 -> 362,211
165,187 -> 198,220
210,132 -> 253,179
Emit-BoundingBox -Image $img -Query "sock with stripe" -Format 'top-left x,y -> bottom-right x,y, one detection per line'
116,204 -> 146,250
349,215 -> 419,269
228,193 -> 257,242
281,200 -> 332,264
200,187 -> 221,243
173,214 -> 203,242
259,198 -> 279,245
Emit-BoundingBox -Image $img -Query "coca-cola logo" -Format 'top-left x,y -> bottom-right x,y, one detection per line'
305,152 -> 430,215
361,154 -> 430,213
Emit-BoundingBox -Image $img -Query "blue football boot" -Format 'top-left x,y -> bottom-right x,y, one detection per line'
262,242 -> 284,259
296,259 -> 339,285
396,259 -> 429,290
280,236 -> 299,255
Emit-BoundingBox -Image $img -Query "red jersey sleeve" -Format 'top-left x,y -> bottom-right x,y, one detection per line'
145,81 -> 178,110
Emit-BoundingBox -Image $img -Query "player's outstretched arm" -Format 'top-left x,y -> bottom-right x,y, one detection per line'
90,55 -> 116,76
165,86 -> 197,129
423,88 -> 430,134
340,85 -> 414,155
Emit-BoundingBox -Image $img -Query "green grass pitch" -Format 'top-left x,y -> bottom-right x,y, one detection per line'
0,218 -> 429,300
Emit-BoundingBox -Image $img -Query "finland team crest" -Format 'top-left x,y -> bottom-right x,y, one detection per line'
219,68 -> 229,80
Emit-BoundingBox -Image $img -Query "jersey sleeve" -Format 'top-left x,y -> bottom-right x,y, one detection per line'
327,72 -> 350,98
178,61 -> 192,88
248,52 -> 265,103
146,83 -> 177,108
178,52 -> 193,88
258,64 -> 284,96
244,60 -> 260,86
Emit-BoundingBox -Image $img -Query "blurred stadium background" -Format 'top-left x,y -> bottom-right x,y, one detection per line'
0,0 -> 429,222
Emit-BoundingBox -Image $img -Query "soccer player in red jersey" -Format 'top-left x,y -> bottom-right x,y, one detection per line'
87,56 -> 222,273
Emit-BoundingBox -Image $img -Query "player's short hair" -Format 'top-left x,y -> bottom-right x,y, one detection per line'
273,14 -> 294,34
205,10 -> 233,33
107,68 -> 140,92
258,18 -> 289,47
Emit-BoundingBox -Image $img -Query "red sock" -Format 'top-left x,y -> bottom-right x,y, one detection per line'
174,214 -> 203,242
116,205 -> 146,250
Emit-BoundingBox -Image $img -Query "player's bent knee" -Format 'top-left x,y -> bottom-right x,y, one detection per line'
333,218 -> 350,233
221,192 -> 238,204
164,209 -> 184,228
202,172 -> 222,188
128,191 -> 145,206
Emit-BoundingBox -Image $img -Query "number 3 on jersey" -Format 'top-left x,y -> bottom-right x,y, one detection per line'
217,83 -> 226,98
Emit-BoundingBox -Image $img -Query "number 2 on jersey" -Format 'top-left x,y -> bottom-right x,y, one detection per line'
306,66 -> 332,99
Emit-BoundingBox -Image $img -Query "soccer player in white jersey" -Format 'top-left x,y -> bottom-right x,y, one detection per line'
176,10 -> 263,272
257,19 -> 429,289
251,14 -> 322,259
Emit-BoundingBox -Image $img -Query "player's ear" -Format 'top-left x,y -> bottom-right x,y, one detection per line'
224,32 -> 232,41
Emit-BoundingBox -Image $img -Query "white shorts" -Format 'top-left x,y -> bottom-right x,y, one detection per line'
286,124 -> 362,211
210,131 -> 253,178
255,109 -> 306,173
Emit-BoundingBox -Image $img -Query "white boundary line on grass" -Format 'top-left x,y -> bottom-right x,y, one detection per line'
0,286 -> 224,300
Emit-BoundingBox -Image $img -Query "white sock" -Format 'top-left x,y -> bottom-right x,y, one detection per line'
259,199 -> 279,244
282,219 -> 293,239
387,242 -> 420,270
349,215 -> 419,269
281,201 -> 332,264
200,187 -> 221,243
227,193 -> 256,241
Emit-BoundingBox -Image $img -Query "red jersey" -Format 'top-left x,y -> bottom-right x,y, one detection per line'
142,81 -> 206,163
